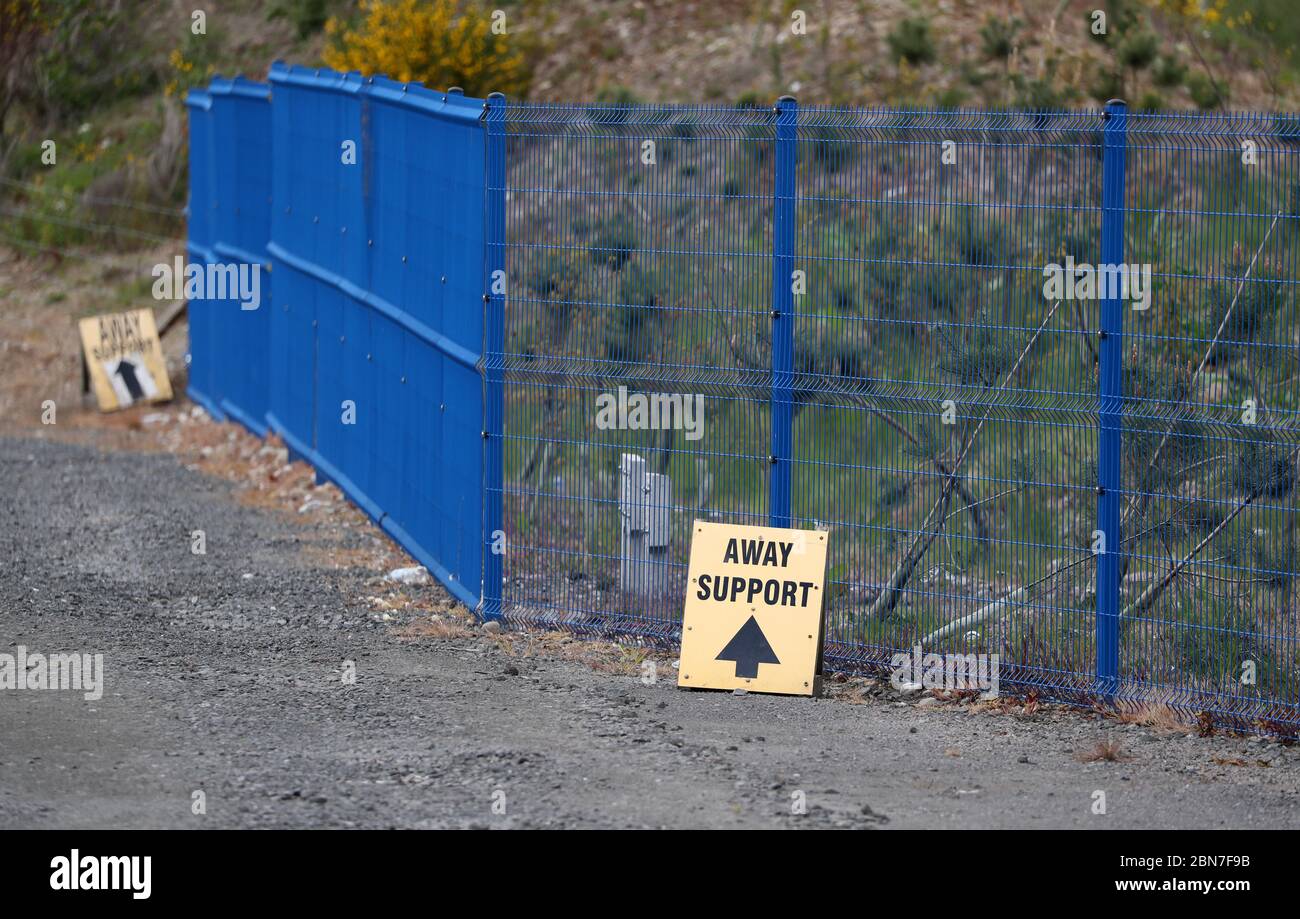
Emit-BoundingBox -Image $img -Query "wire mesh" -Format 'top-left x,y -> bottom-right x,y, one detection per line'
497,101 -> 1300,733
188,79 -> 1300,734
1118,111 -> 1300,732
499,102 -> 780,640
788,108 -> 1106,700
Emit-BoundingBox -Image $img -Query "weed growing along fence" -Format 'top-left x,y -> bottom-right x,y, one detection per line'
190,66 -> 1300,734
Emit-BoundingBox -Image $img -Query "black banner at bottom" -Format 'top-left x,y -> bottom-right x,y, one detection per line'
0,829 -> 1277,905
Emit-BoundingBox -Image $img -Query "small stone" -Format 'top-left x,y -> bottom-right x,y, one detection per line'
732,688 -> 748,696
387,566 -> 430,586
482,621 -> 502,634
917,696 -> 939,707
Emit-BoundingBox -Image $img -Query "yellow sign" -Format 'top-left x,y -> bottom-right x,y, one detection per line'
678,521 -> 829,696
78,308 -> 173,412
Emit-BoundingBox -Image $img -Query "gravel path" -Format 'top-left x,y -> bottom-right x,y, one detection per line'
2,433 -> 1299,829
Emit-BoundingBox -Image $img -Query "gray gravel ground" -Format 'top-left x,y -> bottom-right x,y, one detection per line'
2,434 -> 1299,829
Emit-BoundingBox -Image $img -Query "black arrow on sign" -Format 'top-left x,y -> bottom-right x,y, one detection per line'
715,615 -> 780,680
114,359 -> 145,402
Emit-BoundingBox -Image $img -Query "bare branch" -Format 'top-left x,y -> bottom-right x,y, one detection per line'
921,551 -> 1093,645
866,298 -> 1063,620
1119,444 -> 1300,620
704,273 -> 991,542
1120,212 -> 1282,529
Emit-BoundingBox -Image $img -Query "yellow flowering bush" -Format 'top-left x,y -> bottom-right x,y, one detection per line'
1143,0 -> 1229,26
323,0 -> 530,98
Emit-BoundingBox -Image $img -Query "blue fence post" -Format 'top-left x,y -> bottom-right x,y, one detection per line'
770,95 -> 797,529
1095,98 -> 1127,697
481,91 -> 506,621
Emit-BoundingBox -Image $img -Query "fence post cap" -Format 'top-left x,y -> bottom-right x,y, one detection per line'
1105,98 -> 1127,108
487,91 -> 506,100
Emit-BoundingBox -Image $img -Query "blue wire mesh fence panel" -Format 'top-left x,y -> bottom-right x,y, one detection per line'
1118,112 -> 1300,733
791,108 -> 1108,698
499,102 -> 779,640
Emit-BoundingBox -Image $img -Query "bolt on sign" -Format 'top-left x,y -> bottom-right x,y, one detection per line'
678,521 -> 829,696
78,308 -> 173,412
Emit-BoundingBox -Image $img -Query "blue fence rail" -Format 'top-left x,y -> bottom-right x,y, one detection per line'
189,66 -> 1300,735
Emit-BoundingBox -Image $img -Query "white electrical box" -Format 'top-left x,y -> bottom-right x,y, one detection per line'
619,453 -> 673,597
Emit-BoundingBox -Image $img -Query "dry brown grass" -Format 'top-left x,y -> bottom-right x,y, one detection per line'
1076,737 -> 1131,763
824,675 -> 884,705
1211,755 -> 1272,768
1253,718 -> 1300,742
392,616 -> 476,641
967,687 -> 1055,719
1113,702 -> 1193,735
524,0 -> 1294,110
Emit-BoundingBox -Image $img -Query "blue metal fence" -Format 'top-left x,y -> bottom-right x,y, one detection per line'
188,64 -> 484,608
184,76 -> 273,434
189,68 -> 1300,735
